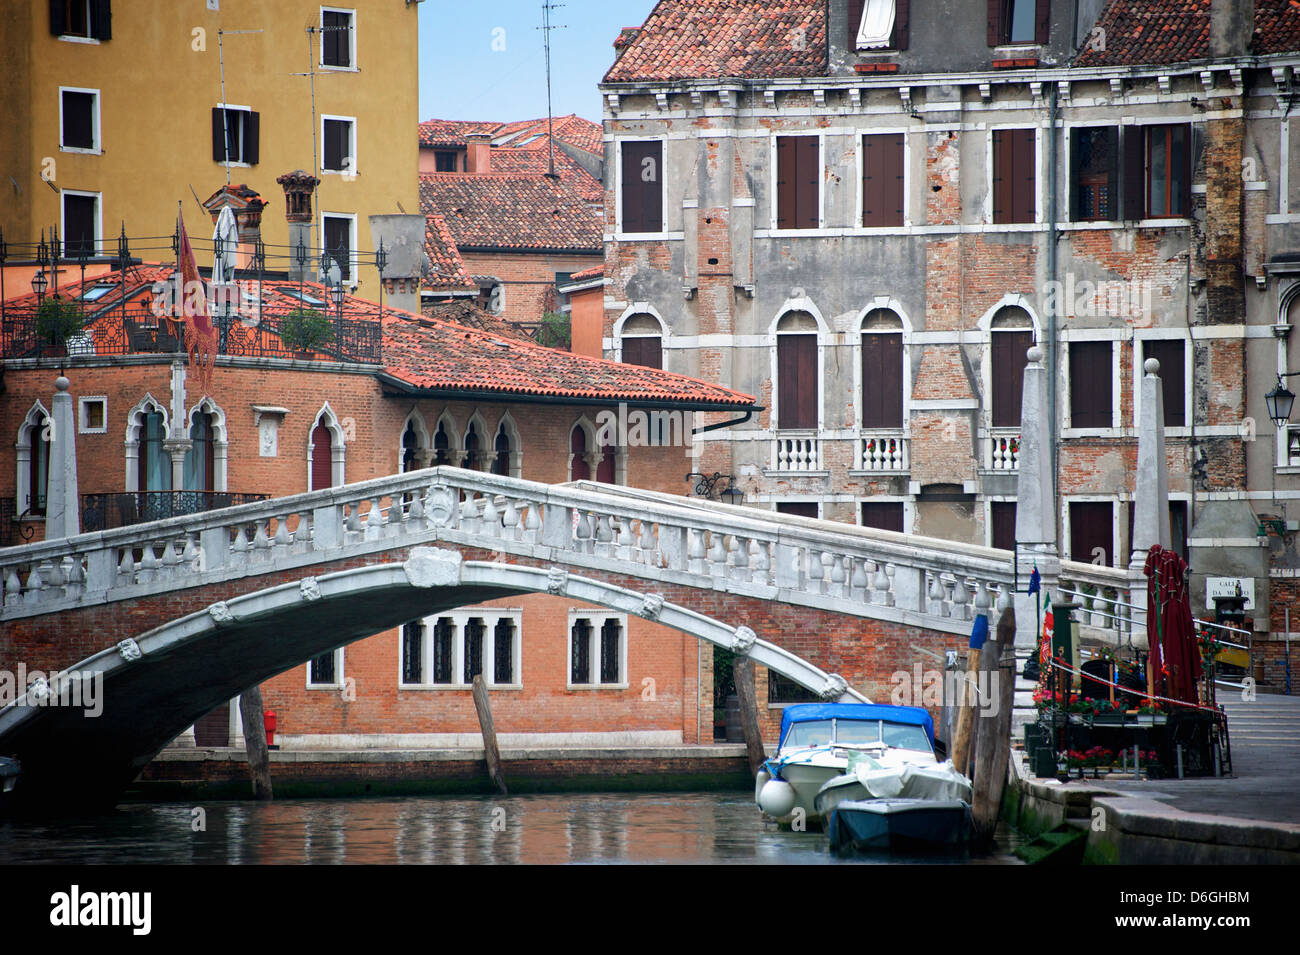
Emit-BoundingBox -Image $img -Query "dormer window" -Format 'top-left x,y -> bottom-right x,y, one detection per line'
989,0 -> 1049,46
850,0 -> 909,52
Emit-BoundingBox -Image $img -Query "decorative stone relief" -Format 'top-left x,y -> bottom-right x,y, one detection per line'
116,638 -> 143,662
208,602 -> 234,625
403,547 -> 462,588
639,593 -> 664,619
27,677 -> 49,703
547,566 -> 568,595
817,673 -> 849,701
425,485 -> 457,525
732,626 -> 757,654
300,577 -> 322,601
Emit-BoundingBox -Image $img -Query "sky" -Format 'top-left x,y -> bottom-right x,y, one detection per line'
417,1 -> 660,123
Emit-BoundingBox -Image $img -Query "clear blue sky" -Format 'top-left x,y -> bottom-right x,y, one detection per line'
418,1 -> 659,123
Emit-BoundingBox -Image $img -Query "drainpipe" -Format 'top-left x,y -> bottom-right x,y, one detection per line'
1047,85 -> 1060,525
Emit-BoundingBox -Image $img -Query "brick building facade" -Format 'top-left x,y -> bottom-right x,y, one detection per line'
596,0 -> 1300,681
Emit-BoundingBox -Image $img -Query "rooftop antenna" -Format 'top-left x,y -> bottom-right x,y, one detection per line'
290,17 -> 350,257
216,27 -> 265,185
539,2 -> 566,180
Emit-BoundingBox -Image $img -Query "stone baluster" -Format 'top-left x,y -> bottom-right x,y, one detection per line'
594,514 -> 614,558
459,493 -> 481,535
161,539 -> 182,581
808,549 -> 825,594
707,532 -> 727,575
363,497 -> 386,541
23,566 -> 44,606
252,520 -> 272,561
481,495 -> 500,538
973,579 -> 992,620
616,518 -> 635,561
182,533 -> 202,570
687,528 -> 707,576
873,562 -> 894,606
273,516 -> 293,556
575,510 -> 593,553
502,498 -> 520,542
830,553 -> 847,597
524,502 -> 542,544
730,536 -> 750,583
62,555 -> 83,601
952,578 -> 971,621
138,544 -> 161,583
751,539 -> 771,586
293,511 -> 313,554
941,575 -> 957,618
637,519 -> 657,564
850,556 -> 868,600
5,566 -> 23,606
118,547 -> 136,584
345,502 -> 364,538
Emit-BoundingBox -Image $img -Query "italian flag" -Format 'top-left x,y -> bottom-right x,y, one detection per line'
1039,592 -> 1054,665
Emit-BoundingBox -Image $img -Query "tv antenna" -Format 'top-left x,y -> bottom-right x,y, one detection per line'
216,28 -> 264,185
288,18 -> 353,253
538,2 -> 566,180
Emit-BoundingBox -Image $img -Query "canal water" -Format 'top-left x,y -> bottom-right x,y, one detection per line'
0,791 -> 1023,864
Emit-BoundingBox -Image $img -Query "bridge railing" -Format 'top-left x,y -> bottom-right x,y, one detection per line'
1,467 -> 1020,628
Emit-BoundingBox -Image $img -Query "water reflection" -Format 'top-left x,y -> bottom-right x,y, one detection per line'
0,792 -> 1021,865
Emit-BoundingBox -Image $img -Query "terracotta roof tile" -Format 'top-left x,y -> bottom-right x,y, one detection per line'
1074,0 -> 1299,67
423,213 -> 476,292
484,141 -> 604,203
567,265 -> 604,282
420,173 -> 602,253
603,0 -> 826,82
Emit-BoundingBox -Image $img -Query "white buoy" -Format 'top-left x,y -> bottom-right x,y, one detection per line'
758,779 -> 797,818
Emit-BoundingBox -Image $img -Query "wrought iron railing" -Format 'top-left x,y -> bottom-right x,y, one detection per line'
81,491 -> 269,532
0,305 -> 382,364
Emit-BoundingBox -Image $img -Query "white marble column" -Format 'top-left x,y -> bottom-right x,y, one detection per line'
1013,346 -> 1060,649
44,376 -> 80,540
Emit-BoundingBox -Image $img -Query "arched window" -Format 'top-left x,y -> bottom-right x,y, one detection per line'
860,307 -> 904,429
464,417 -> 486,471
492,423 -> 512,475
183,411 -> 215,493
990,306 -> 1034,428
402,419 -> 420,472
433,418 -> 452,465
15,402 -> 50,518
138,410 -> 170,493
620,313 -> 663,369
596,441 -> 616,484
308,404 -> 345,490
570,423 -> 590,481
775,310 -> 819,430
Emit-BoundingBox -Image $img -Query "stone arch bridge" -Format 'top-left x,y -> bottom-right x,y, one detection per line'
0,467 -> 1123,807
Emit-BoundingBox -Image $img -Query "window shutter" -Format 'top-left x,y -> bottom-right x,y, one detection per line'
864,134 -> 904,227
798,136 -> 819,229
212,108 -> 226,162
848,0 -> 865,48
49,0 -> 65,35
778,334 -> 818,429
91,0 -> 111,40
991,501 -> 1017,551
1145,339 -> 1185,427
893,0 -> 910,49
1070,501 -> 1113,565
245,111 -> 259,165
1173,123 -> 1191,217
311,423 -> 334,490
324,119 -> 343,171
1069,341 -> 1113,428
1068,131 -> 1082,221
1013,128 -> 1036,223
1034,0 -> 1051,44
63,92 -> 94,149
643,142 -> 662,232
620,143 -> 643,233
992,330 -> 1032,426
622,336 -> 662,369
992,130 -> 1009,221
987,0 -> 1004,45
862,332 -> 903,428
1122,127 -> 1146,220
861,502 -> 905,532
776,137 -> 795,229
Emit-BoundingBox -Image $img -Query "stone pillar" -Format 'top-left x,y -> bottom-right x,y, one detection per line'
277,170 -> 321,282
44,376 -> 80,540
1129,358 -> 1172,626
166,359 -> 191,491
368,214 -> 428,316
1013,346 -> 1060,649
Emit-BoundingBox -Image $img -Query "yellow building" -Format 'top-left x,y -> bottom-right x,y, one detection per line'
0,0 -> 418,292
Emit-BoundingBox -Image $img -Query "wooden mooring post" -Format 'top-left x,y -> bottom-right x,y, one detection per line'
733,655 -> 767,776
238,687 -> 273,801
971,606 -> 1016,850
472,674 -> 508,795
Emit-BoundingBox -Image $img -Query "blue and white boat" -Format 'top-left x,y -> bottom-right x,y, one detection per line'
754,703 -> 964,827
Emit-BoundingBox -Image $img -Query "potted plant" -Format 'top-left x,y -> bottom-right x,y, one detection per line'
278,308 -> 334,355
35,297 -> 86,351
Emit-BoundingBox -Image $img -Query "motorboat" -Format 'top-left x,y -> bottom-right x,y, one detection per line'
812,754 -> 972,819
825,798 -> 973,855
754,703 -> 948,826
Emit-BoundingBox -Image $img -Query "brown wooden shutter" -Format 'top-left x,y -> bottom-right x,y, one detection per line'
621,141 -> 661,233
778,333 -> 818,429
863,134 -> 903,227
246,111 -> 260,165
597,444 -> 616,484
987,0 -> 1004,45
992,330 -> 1032,427
212,108 -> 226,162
622,336 -> 662,369
992,130 -> 1010,222
324,120 -> 344,171
49,0 -> 66,35
643,141 -> 662,232
862,135 -> 876,225
861,332 -> 903,427
776,137 -> 795,229
1068,341 -> 1113,428
1034,0 -> 1051,44
570,427 -> 590,480
1145,339 -> 1185,427
1172,124 -> 1191,217
991,501 -> 1017,551
777,501 -> 819,519
797,136 -> 819,228
621,143 -> 643,233
1011,128 -> 1036,223
861,502 -> 905,532
1070,501 -> 1114,565
90,0 -> 111,40
893,0 -> 910,49
63,92 -> 93,148
1122,126 -> 1147,220
848,0 -> 865,48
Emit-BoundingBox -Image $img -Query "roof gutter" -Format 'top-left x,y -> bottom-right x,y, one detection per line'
691,407 -> 761,434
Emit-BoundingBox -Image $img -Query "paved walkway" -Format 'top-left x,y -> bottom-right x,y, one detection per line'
1059,692 -> 1300,826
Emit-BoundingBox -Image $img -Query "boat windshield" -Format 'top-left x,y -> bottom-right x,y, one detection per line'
782,718 -> 932,753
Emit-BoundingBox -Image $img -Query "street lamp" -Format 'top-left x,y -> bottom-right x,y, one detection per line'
1266,374 -> 1298,428
31,269 -> 48,303
330,278 -> 346,352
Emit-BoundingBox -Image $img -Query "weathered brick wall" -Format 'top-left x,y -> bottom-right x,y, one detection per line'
458,250 -> 601,326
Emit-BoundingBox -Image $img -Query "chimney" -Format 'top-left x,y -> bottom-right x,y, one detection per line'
276,170 -> 321,281
1210,0 -> 1254,58
465,133 -> 492,175
369,214 -> 430,316
202,184 -> 266,268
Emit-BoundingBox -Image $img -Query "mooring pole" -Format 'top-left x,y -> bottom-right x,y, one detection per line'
472,674 -> 508,795
732,655 -> 767,776
238,687 -> 273,800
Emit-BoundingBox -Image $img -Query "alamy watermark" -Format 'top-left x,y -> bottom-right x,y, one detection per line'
0,664 -> 103,718
889,664 -> 1000,717
1043,275 -> 1154,320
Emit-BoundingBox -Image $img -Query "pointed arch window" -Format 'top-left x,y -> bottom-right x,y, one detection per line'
183,412 -> 215,493
570,424 -> 590,481
139,410 -> 170,493
492,422 -> 513,476
433,418 -> 453,465
464,419 -> 485,470
16,403 -> 51,518
402,419 -> 420,472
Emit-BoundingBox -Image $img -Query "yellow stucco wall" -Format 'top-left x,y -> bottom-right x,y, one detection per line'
0,0 -> 418,298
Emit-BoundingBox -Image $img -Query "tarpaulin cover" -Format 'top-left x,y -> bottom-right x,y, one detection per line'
778,703 -> 935,749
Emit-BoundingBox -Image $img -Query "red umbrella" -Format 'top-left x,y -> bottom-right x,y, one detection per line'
1143,545 -> 1202,705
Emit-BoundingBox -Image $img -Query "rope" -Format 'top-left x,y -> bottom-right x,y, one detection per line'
1042,657 -> 1222,715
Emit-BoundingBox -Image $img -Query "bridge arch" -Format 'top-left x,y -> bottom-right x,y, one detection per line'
0,548 -> 863,809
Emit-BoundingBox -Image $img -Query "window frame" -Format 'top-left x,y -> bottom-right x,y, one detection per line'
78,395 -> 107,434
773,314 -> 822,432
60,188 -> 101,258
772,134 -> 823,232
1133,332 -> 1191,436
1063,337 -> 1119,434
1067,124 -> 1119,223
59,86 -> 100,154
1065,496 -> 1120,568
848,0 -> 911,52
616,136 -> 667,238
988,0 -> 1050,47
307,647 -> 345,688
320,212 -> 358,286
212,103 -> 258,167
321,113 -> 357,176
15,401 -> 51,520
51,0 -> 110,42
566,611 -> 628,690
319,6 -> 357,71
859,499 -> 909,533
858,131 -> 908,228
399,609 -> 522,689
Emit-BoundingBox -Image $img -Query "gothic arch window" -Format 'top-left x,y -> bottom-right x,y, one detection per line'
124,394 -> 171,493
432,410 -> 462,466
308,403 -> 346,490
401,410 -> 430,473
492,413 -> 522,477
15,401 -> 50,517
184,397 -> 228,493
985,304 -> 1036,429
569,417 -> 596,481
463,413 -> 490,471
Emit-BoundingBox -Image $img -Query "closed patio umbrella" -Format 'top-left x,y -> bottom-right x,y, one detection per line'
1144,544 -> 1202,705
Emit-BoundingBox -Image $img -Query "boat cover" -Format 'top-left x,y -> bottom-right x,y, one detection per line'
778,703 -> 935,748
855,759 -> 973,801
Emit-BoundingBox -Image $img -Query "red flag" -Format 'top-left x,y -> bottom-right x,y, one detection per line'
176,212 -> 217,389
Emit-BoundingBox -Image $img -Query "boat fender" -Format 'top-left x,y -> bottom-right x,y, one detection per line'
757,779 -> 797,818
754,768 -> 770,804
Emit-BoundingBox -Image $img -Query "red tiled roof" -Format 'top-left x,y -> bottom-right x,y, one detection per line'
420,173 -> 602,253
603,0 -> 826,82
568,265 -> 604,282
381,309 -> 754,408
421,299 -> 535,342
1074,0 -> 1300,67
423,213 -> 476,292
418,119 -> 502,148
6,265 -> 754,409
419,114 -> 603,158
